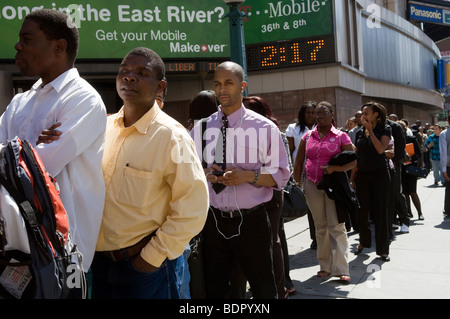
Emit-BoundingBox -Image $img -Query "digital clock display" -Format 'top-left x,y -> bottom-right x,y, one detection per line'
246,34 -> 335,71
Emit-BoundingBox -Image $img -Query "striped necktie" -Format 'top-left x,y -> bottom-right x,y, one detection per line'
212,116 -> 228,194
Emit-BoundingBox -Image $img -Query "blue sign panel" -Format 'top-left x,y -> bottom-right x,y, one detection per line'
437,59 -> 450,96
409,3 -> 443,23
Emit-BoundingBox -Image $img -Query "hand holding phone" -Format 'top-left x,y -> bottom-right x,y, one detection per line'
212,170 -> 225,176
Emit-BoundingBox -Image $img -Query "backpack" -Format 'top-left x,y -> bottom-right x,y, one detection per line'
0,137 -> 83,299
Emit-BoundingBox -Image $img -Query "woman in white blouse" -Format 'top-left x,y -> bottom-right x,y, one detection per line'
285,101 -> 316,161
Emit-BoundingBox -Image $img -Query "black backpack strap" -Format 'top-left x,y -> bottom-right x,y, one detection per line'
201,118 -> 207,169
0,174 -> 47,256
20,140 -> 61,248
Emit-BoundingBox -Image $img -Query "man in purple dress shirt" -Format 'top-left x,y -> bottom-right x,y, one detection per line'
190,61 -> 290,298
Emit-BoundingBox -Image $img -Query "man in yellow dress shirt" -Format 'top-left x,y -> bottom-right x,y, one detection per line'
91,47 -> 209,299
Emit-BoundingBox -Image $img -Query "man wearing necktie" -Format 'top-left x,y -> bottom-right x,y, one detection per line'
211,115 -> 228,194
190,61 -> 290,299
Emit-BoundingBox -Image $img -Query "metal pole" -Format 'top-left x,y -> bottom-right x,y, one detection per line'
224,2 -> 248,96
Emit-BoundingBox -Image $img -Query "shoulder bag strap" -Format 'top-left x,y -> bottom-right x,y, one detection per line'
201,118 -> 207,168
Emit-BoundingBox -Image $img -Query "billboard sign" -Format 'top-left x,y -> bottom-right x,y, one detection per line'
409,2 -> 450,25
410,0 -> 450,7
437,59 -> 450,96
0,0 -> 333,60
240,0 -> 333,44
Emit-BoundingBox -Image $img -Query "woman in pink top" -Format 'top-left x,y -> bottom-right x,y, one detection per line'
294,101 -> 356,282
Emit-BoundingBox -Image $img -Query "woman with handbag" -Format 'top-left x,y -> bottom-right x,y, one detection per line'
286,101 -> 318,251
294,101 -> 356,282
398,121 -> 425,220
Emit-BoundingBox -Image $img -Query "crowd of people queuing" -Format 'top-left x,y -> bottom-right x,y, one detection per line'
1,9 -> 448,300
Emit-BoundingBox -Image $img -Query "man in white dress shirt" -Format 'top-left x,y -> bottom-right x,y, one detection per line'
0,9 -> 107,288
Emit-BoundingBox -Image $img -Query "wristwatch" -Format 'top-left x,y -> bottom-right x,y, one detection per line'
251,170 -> 259,184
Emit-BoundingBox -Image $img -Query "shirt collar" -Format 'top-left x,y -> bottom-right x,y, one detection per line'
311,125 -> 341,138
219,104 -> 246,127
31,68 -> 79,93
114,102 -> 160,134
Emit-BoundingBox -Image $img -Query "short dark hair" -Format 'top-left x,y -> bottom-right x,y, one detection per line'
216,61 -> 245,82
25,9 -> 79,63
125,47 -> 166,81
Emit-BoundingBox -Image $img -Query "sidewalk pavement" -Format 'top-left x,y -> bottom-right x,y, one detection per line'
284,173 -> 450,299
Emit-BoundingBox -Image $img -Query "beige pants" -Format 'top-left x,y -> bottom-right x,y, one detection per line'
304,179 -> 349,276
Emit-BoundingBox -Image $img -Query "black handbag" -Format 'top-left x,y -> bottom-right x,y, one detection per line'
404,165 -> 429,178
282,177 -> 309,221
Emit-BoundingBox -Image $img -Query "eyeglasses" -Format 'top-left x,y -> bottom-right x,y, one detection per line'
315,111 -> 330,118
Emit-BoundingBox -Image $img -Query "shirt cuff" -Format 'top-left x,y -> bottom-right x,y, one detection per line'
140,241 -> 167,268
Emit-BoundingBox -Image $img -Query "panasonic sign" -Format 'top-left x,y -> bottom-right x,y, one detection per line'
409,3 -> 444,24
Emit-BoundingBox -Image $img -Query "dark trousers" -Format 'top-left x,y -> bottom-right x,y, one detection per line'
355,167 -> 391,256
90,252 -> 186,299
230,191 -> 285,298
204,205 -> 276,299
387,165 -> 409,239
265,190 -> 285,298
424,151 -> 431,172
395,165 -> 410,226
279,217 -> 294,290
229,191 -> 285,299
307,210 -> 316,240
445,166 -> 450,215
387,168 -> 396,240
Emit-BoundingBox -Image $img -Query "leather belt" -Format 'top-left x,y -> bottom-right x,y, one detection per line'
212,203 -> 265,219
98,231 -> 156,262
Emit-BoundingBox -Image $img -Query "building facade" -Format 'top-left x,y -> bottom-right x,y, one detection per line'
0,0 -> 446,131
